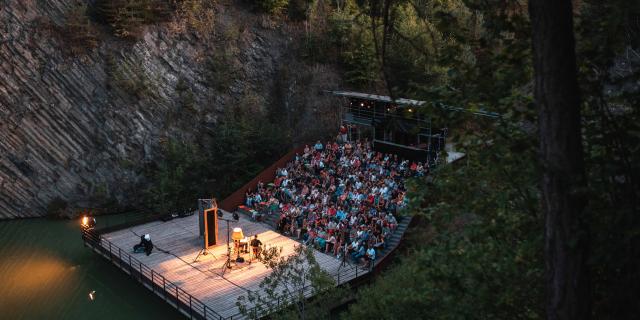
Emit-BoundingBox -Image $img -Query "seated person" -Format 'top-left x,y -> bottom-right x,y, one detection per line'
251,209 -> 263,221
250,235 -> 263,260
351,243 -> 365,264
315,231 -> 326,250
372,234 -> 385,249
365,245 -> 376,267
325,233 -> 336,254
133,234 -> 153,256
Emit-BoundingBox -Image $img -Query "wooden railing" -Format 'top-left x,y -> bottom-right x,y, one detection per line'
226,257 -> 365,319
83,225 -> 365,320
81,228 -> 225,320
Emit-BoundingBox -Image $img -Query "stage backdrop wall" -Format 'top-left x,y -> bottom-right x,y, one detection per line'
220,144 -> 307,212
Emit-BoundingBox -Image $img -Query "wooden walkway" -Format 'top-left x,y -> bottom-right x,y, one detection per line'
88,211 -> 367,319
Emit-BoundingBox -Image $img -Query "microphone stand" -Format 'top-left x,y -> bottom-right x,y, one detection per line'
219,218 -> 237,276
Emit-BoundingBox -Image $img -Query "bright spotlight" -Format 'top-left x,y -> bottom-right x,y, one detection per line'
81,216 -> 96,229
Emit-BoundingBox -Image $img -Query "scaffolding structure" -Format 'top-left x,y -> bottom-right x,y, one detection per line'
331,91 -> 448,166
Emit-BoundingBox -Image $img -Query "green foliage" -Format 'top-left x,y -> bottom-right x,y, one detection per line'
236,245 -> 347,320
574,1 -> 640,317
205,47 -> 241,91
337,0 -> 639,318
169,0 -> 216,38
96,0 -> 172,38
107,56 -> 157,99
46,197 -> 69,217
255,0 -> 290,15
345,121 -> 544,319
143,102 -> 291,214
144,140 -> 204,214
288,0 -> 313,21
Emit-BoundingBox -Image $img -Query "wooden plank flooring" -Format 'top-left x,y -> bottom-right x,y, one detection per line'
98,212 -> 367,319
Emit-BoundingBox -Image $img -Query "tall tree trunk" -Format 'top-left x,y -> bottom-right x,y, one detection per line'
529,1 -> 591,319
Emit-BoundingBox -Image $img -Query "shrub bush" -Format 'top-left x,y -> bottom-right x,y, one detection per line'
169,0 -> 216,38
96,0 -> 172,39
255,0 -> 289,15
46,197 -> 68,217
107,56 -> 157,99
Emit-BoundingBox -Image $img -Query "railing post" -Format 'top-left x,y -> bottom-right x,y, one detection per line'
151,271 -> 155,293
129,255 -> 132,274
139,262 -> 143,282
163,277 -> 166,301
176,287 -> 179,307
118,248 -> 122,267
108,242 -> 112,261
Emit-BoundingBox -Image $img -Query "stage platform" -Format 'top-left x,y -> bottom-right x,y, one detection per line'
87,211 -> 367,319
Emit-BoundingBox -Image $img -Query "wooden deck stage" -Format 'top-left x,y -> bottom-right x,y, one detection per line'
94,211 -> 367,319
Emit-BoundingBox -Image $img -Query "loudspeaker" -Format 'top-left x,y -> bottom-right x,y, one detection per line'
205,209 -> 218,247
198,199 -> 213,236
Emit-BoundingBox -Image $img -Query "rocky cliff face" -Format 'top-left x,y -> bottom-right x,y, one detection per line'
0,0 -> 341,218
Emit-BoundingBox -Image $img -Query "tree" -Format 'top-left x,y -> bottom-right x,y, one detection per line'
529,0 -> 591,319
236,245 -> 347,320
344,122 -> 544,319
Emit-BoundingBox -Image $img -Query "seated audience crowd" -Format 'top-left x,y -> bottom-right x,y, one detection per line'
245,138 -> 425,267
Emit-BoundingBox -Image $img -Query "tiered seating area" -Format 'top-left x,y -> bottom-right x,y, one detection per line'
241,139 -> 422,268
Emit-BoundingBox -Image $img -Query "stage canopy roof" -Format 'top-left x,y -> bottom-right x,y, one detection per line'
328,90 -> 500,118
329,90 -> 425,107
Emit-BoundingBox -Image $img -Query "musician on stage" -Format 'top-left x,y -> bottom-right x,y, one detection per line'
250,235 -> 263,261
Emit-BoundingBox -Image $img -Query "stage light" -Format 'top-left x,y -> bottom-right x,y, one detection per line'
81,216 -> 95,229
233,212 -> 239,220
360,102 -> 364,107
408,108 -> 413,112
217,210 -> 223,218
232,228 -> 244,241
89,290 -> 96,301
232,228 -> 245,263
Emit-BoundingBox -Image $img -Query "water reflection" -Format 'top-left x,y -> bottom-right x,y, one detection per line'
0,218 -> 180,319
